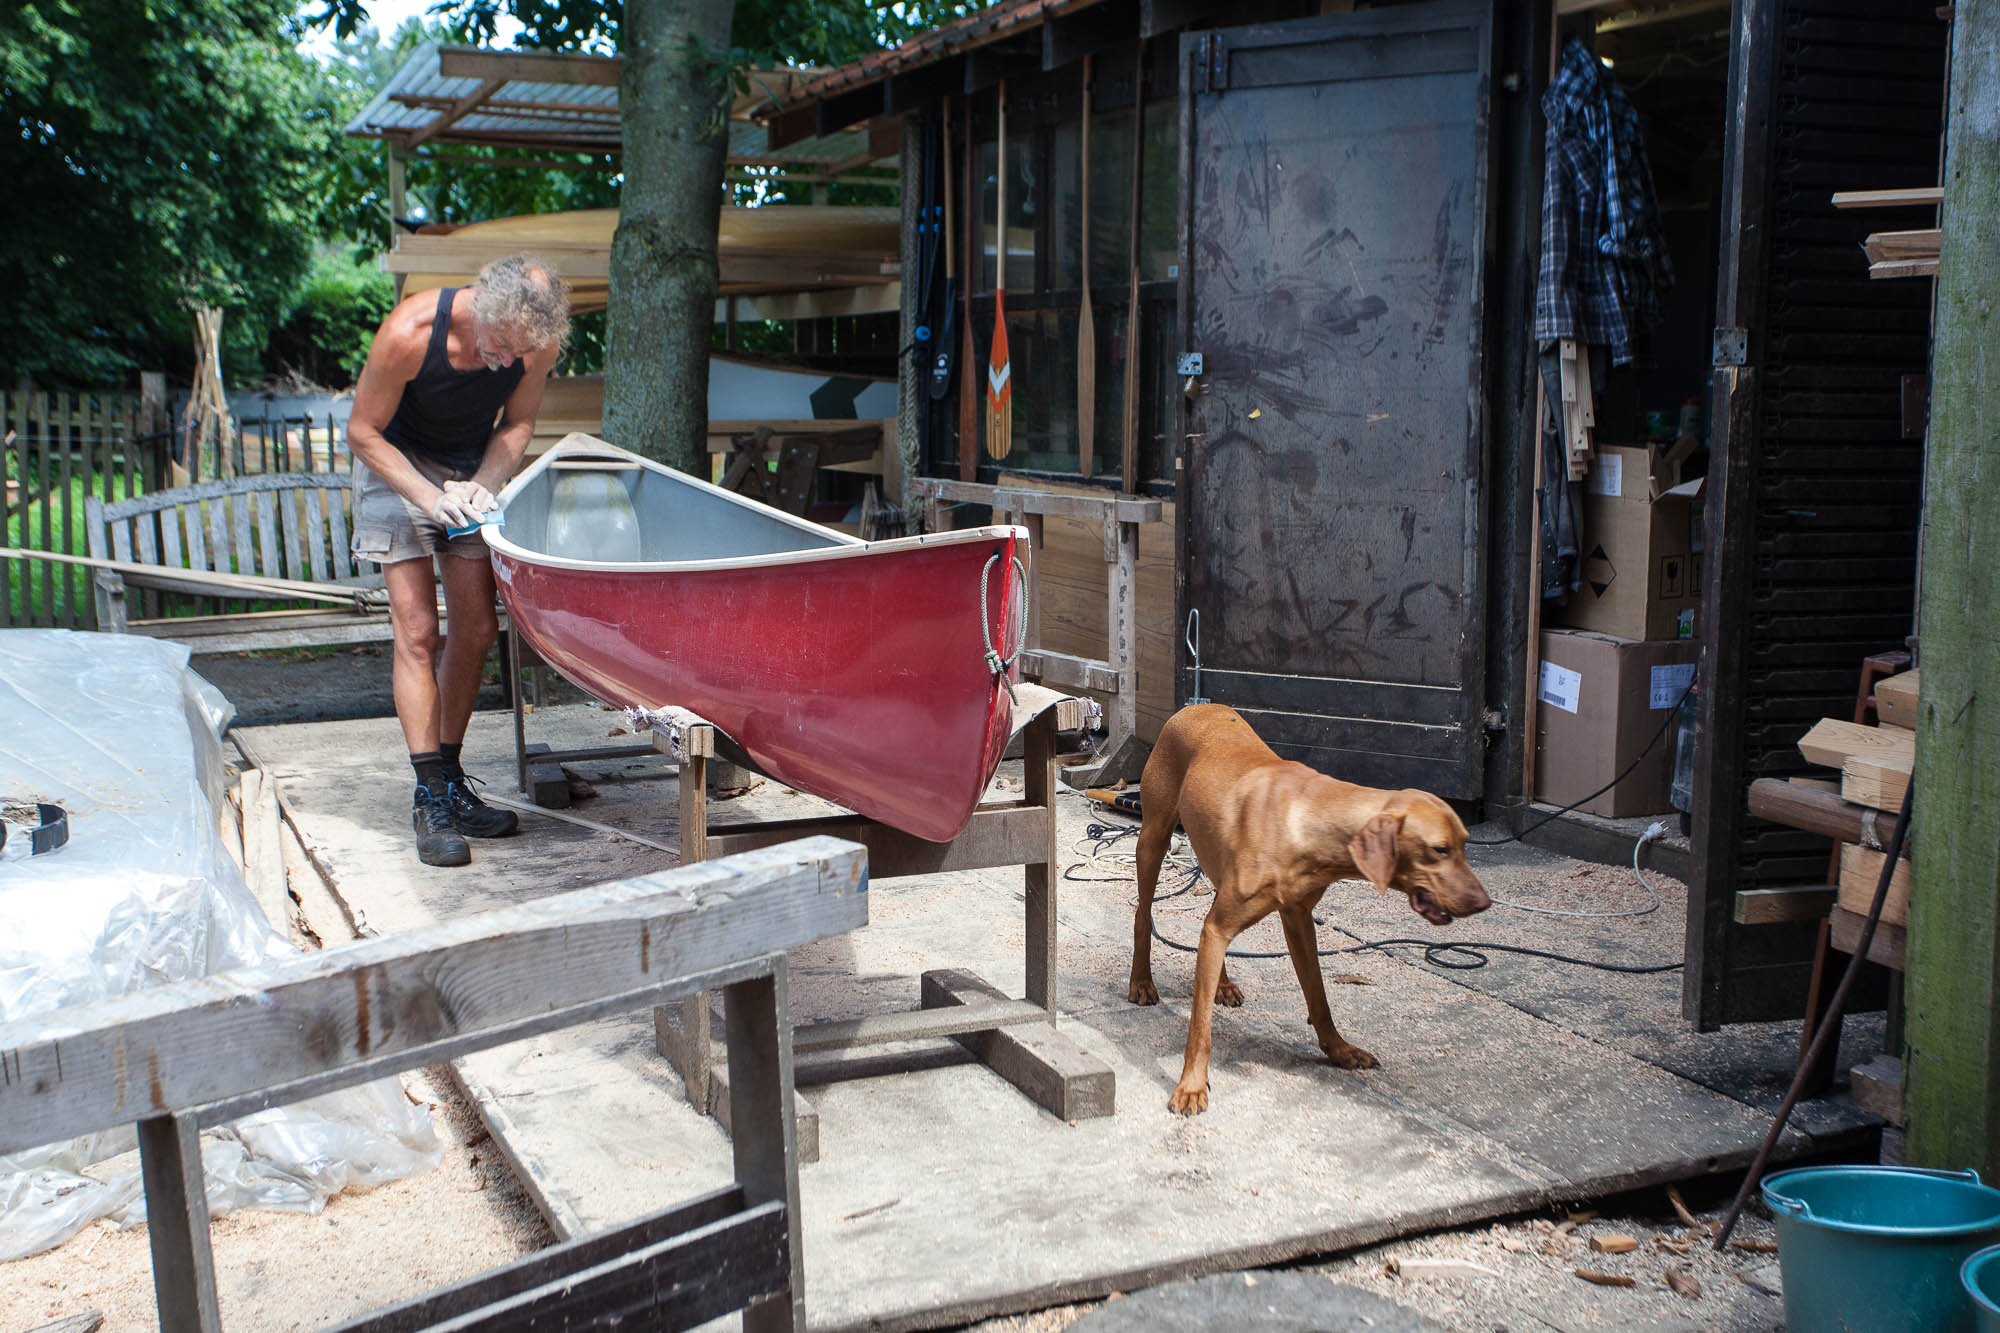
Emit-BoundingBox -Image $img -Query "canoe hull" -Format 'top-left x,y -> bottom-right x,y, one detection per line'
488,449 -> 1023,843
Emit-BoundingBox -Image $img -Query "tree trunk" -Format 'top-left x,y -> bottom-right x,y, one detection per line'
605,0 -> 736,472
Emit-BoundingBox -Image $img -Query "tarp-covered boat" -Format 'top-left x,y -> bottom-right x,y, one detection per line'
486,436 -> 1028,842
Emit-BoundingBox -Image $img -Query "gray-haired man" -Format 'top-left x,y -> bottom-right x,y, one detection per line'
346,254 -> 570,866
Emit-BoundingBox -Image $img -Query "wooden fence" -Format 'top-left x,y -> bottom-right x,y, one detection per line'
3,388 -> 350,630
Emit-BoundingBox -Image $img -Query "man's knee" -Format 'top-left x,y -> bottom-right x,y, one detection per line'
395,621 -> 443,664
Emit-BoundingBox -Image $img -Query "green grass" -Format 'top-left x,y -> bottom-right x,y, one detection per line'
4,464 -> 143,625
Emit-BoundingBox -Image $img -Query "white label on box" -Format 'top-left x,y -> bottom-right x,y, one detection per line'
1650,663 -> 1695,709
1539,660 -> 1583,715
1588,452 -> 1624,498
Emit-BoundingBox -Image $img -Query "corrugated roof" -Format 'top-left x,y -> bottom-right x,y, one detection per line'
775,0 -> 1110,111
345,44 -> 883,168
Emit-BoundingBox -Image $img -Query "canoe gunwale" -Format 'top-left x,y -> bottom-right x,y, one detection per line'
486,434 -> 1027,575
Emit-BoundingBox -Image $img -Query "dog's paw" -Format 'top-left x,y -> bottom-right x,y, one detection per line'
1127,976 -> 1159,1005
1167,1083 -> 1209,1115
1215,977 -> 1244,1007
1324,1041 -> 1379,1071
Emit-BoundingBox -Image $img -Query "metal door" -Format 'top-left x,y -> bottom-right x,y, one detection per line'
1175,2 -> 1494,797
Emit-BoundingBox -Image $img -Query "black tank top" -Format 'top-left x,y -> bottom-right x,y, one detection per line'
381,288 -> 526,471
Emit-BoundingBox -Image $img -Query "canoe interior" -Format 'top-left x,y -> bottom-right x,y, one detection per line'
502,461 -> 853,564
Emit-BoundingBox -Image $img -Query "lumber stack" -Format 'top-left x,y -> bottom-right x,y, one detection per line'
1794,670 -> 1917,925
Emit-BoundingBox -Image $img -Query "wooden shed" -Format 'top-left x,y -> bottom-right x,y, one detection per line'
765,0 -> 1949,1036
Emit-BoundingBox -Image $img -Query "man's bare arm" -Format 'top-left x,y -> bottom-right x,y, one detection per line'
468,343 -> 561,499
348,302 -> 454,515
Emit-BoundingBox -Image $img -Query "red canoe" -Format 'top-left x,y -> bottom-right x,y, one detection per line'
485,436 -> 1027,842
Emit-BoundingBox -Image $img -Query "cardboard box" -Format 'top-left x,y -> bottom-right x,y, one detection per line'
1553,445 -> 1703,642
1534,628 -> 1698,817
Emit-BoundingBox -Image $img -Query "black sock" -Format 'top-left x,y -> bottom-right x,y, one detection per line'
439,741 -> 465,781
411,751 -> 447,794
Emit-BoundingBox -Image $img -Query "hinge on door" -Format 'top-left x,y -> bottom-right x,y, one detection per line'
1712,327 -> 1748,367
1209,33 -> 1227,92
1191,34 -> 1214,96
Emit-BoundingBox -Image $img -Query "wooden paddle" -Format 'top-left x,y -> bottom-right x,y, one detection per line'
1078,55 -> 1096,479
1121,44 -> 1146,492
957,95 -> 978,480
987,80 -> 1014,461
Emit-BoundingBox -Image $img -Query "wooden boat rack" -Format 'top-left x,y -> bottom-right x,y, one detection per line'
0,838 -> 871,1333
646,683 -> 1117,1154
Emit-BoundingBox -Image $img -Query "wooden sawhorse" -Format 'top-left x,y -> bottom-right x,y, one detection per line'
648,685 -> 1115,1156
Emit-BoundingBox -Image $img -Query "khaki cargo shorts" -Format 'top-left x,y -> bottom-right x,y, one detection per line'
351,451 -> 491,566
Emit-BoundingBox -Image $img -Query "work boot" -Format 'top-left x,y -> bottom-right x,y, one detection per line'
445,773 -> 519,838
413,785 -> 471,867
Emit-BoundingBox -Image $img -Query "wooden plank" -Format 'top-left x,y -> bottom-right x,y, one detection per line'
1871,258 -> 1939,279
1874,669 -> 1919,728
1840,844 -> 1912,927
203,492 -> 228,575
1797,716 -> 1915,770
702,805 -> 1049,880
24,1313 -> 105,1333
1850,1054 -> 1904,1126
913,477 -> 1162,525
1747,776 -> 1907,853
278,490 -> 305,582
0,837 -> 868,1154
60,393 -> 80,625
722,967 -> 806,1333
341,1201 -> 787,1333
240,770 -> 293,934
0,548 -> 382,607
1829,904 -> 1905,971
336,1186 -> 746,1331
231,488 -> 255,578
1832,186 -> 1942,208
1733,885 -> 1838,925
920,969 -> 1114,1121
1861,228 -> 1940,263
252,488 -> 280,579
1841,752 -> 1912,813
37,390 -> 53,624
328,484 -> 356,581
303,487 -> 331,582
791,998 -> 1048,1055
135,1113 -> 223,1333
1019,647 -> 1119,694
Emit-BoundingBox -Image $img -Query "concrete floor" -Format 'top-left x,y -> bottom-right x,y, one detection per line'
237,703 -> 1879,1332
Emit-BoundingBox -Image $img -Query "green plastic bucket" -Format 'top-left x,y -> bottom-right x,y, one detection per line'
1965,1243 -> 2000,1333
1762,1165 -> 2000,1332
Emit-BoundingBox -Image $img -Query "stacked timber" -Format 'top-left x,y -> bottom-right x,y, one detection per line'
1794,669 -> 1918,926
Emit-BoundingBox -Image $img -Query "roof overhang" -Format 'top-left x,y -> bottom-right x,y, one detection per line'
345,43 -> 894,172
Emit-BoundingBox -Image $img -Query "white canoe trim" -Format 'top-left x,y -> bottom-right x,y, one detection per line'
485,433 -> 1026,575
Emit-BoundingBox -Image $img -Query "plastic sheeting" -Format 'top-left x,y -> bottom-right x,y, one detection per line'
0,630 -> 441,1262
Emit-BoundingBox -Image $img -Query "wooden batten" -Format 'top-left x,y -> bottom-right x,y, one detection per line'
1839,845 -> 1912,928
995,472 -> 1175,743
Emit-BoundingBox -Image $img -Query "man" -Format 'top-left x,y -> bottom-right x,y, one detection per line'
346,254 -> 569,866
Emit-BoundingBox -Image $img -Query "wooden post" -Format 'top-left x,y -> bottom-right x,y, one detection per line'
1023,709 -> 1057,1018
724,962 -> 805,1333
136,1113 -> 222,1333
387,143 -> 408,303
1906,0 -> 2000,1181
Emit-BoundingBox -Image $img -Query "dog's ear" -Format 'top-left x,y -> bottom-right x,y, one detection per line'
1348,812 -> 1402,892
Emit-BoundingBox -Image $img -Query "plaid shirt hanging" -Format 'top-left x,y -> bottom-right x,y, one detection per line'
1535,38 -> 1675,366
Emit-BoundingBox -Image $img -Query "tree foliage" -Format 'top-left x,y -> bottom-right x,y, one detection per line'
0,0 -> 347,385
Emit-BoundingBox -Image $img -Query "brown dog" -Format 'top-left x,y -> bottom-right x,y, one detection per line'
1127,704 -> 1491,1114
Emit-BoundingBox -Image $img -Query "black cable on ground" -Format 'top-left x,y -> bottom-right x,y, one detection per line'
1072,811 -> 1682,974
1146,918 -> 1683,974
